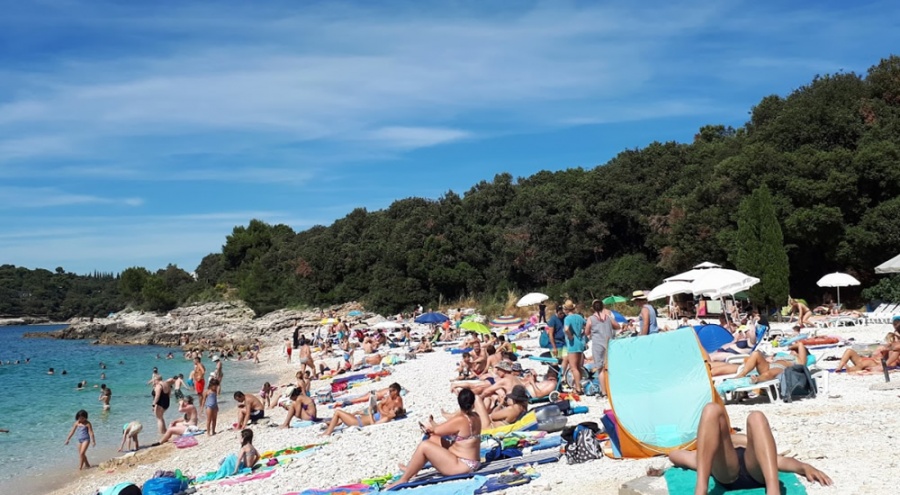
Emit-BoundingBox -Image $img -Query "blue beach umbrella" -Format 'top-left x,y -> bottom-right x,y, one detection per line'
348,310 -> 363,317
415,312 -> 449,324
694,324 -> 734,353
610,310 -> 627,324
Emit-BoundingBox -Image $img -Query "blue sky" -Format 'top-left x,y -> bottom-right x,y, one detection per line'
1,0 -> 898,274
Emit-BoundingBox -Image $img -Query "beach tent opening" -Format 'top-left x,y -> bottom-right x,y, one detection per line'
605,328 -> 721,458
694,324 -> 734,353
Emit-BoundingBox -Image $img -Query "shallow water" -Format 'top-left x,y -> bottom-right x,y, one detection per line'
0,325 -> 274,493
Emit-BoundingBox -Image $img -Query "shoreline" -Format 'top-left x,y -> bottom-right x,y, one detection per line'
12,339 -> 282,495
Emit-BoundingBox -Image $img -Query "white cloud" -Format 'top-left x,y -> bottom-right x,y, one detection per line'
0,187 -> 143,209
367,126 -> 471,150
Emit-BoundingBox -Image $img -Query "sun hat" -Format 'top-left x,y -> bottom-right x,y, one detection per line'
496,361 -> 513,372
212,355 -> 220,362
563,300 -> 576,311
507,385 -> 530,403
631,290 -> 648,301
510,362 -> 523,373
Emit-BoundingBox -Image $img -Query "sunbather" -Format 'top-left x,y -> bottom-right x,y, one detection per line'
279,387 -> 318,427
668,402 -> 832,494
788,297 -> 813,328
157,397 -> 200,444
321,382 -> 404,435
710,343 -> 808,383
473,385 -> 528,428
450,360 -> 522,397
521,366 -> 558,399
386,389 -> 482,489
833,348 -> 886,373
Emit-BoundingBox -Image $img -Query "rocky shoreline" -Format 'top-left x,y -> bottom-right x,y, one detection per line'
0,316 -> 55,326
22,301 -> 367,348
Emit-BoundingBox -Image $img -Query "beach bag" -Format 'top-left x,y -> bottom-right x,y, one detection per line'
539,328 -> 551,349
562,422 -> 603,464
141,476 -> 187,495
779,365 -> 817,403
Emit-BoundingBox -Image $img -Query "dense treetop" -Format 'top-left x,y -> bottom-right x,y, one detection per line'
3,56 -> 900,318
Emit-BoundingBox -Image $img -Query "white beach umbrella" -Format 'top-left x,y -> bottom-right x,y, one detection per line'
875,253 -> 900,274
690,269 -> 760,298
647,280 -> 693,301
516,292 -> 549,307
816,272 -> 861,305
664,261 -> 723,282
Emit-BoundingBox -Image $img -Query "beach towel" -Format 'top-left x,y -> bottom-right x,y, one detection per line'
481,412 -> 537,436
261,443 -> 327,459
219,469 -> 277,486
663,467 -> 807,494
390,476 -> 486,495
475,472 -> 533,493
174,435 -> 198,448
193,454 -> 251,483
283,483 -> 373,495
387,450 -> 560,491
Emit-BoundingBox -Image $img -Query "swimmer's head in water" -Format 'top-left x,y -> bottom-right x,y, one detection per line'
458,389 -> 475,412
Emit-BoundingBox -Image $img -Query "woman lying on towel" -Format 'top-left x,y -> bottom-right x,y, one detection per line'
835,321 -> 900,373
321,382 -> 405,435
667,403 -> 832,493
710,342 -> 808,383
386,389 -> 482,489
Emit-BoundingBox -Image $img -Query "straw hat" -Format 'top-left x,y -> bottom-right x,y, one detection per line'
562,299 -> 576,311
631,290 -> 648,301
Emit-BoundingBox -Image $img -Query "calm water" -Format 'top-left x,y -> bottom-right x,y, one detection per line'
0,325 -> 274,493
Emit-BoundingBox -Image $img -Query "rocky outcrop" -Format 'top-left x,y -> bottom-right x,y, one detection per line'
22,301 -> 372,347
0,316 -> 52,326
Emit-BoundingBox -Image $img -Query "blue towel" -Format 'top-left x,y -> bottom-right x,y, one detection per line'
393,476 -> 486,495
193,454 -> 251,483
664,467 -> 807,494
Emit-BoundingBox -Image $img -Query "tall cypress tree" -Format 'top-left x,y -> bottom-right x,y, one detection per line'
734,185 -> 790,310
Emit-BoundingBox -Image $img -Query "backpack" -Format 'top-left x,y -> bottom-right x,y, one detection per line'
562,422 -> 603,464
539,327 -> 551,349
779,365 -> 817,403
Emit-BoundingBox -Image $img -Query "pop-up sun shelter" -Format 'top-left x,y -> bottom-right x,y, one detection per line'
604,328 -> 723,458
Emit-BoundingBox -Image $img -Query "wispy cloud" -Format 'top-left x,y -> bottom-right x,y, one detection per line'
0,187 -> 143,209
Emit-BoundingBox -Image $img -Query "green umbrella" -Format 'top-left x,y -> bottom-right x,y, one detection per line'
460,321 -> 491,335
602,295 -> 628,305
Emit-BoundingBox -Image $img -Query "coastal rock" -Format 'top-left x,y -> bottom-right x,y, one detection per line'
0,316 -> 51,326
22,300 -> 370,347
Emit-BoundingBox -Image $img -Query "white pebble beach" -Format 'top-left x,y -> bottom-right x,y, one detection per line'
46,319 -> 900,495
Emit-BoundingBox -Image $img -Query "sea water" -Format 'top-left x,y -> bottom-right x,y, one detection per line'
0,325 -> 275,494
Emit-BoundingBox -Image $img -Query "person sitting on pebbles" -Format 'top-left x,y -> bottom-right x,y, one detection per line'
233,391 -> 265,429
279,387 -> 318,427
321,382 -> 405,435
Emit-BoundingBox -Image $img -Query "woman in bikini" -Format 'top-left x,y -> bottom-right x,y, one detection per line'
710,343 -> 809,383
387,389 -> 482,489
279,387 -> 318,427
321,382 -> 404,435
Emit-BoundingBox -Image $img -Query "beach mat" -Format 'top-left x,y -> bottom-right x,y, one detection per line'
386,449 -> 561,491
664,467 -> 807,494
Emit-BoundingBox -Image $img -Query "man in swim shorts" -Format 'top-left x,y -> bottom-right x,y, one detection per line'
192,357 -> 206,405
668,403 -> 831,493
234,391 -> 265,429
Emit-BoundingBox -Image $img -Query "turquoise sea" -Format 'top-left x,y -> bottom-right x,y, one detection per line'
0,325 -> 274,494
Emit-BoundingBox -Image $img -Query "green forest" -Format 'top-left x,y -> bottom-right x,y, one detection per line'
3,56 -> 900,320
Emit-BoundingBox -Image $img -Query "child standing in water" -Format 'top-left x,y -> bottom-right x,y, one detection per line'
64,409 -> 96,470
204,377 -> 220,436
235,429 -> 260,474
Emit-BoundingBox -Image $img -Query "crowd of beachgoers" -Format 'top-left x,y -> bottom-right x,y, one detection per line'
33,297 -> 900,495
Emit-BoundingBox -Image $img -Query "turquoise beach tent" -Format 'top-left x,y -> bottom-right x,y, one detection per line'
604,328 -> 722,458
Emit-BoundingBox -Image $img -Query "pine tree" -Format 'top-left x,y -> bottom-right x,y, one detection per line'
734,185 -> 790,310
